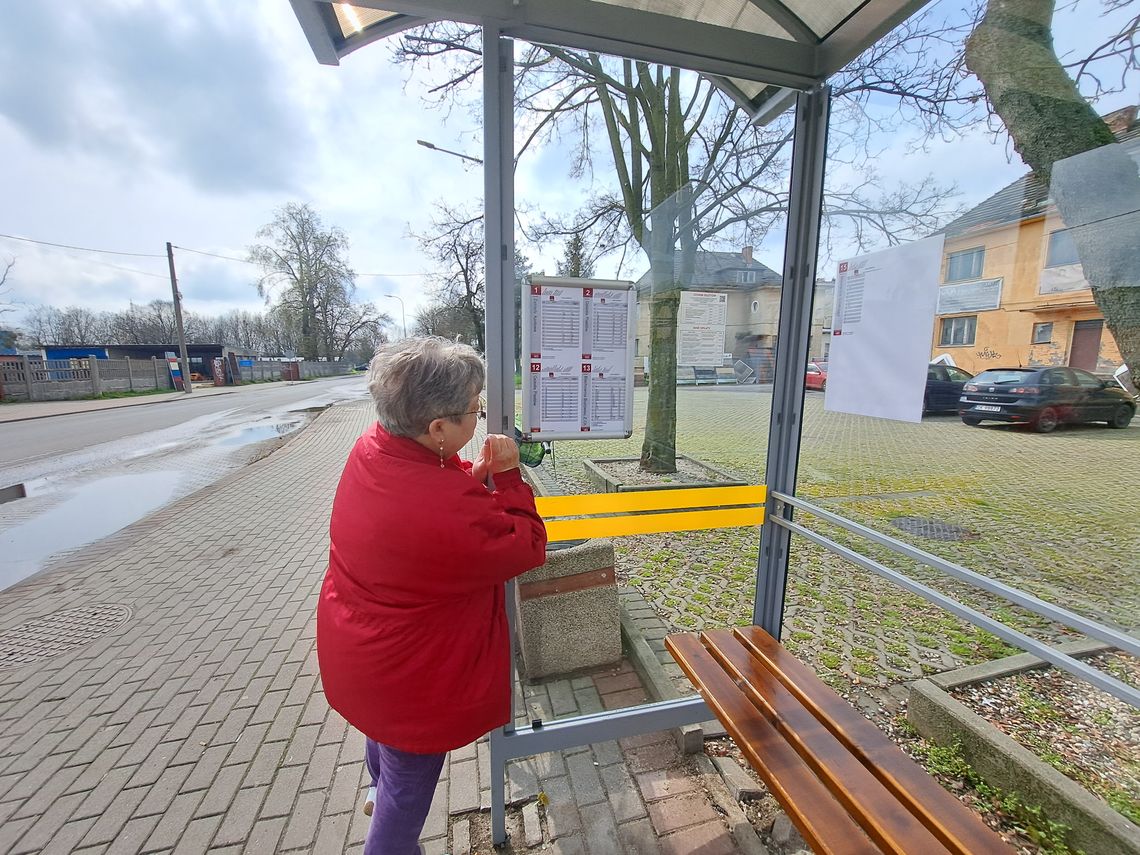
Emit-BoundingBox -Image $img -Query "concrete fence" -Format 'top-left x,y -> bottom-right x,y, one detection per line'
0,357 -> 353,402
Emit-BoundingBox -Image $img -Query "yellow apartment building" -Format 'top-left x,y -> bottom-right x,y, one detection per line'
931,107 -> 1137,376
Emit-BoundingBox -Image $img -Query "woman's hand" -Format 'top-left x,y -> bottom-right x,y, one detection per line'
472,434 -> 520,482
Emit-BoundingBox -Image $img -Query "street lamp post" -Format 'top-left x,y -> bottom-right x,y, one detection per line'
416,139 -> 483,165
385,294 -> 407,339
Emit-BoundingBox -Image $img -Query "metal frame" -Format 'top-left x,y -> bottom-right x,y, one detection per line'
295,0 -> 815,87
292,0 -> 934,81
754,86 -> 830,637
769,491 -> 1140,709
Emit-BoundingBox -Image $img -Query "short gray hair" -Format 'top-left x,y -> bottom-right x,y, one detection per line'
367,337 -> 485,437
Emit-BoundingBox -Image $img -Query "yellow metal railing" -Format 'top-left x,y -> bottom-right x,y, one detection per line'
535,484 -> 766,543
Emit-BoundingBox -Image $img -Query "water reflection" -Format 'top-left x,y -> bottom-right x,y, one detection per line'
0,471 -> 181,591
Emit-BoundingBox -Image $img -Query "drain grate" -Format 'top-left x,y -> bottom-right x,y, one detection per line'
890,516 -> 977,542
0,604 -> 132,668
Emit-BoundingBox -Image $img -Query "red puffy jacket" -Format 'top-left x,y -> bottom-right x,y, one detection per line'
317,423 -> 547,753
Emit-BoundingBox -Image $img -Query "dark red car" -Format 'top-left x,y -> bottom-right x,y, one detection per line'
805,361 -> 828,391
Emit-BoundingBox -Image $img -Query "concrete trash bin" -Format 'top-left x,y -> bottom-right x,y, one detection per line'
515,538 -> 622,680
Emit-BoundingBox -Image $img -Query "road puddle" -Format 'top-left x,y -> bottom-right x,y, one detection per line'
0,471 -> 181,592
215,419 -> 303,447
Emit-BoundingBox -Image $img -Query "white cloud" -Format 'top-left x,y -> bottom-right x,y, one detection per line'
1,0 -> 1131,335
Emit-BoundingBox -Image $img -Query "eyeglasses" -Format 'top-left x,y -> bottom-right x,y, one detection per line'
442,397 -> 486,420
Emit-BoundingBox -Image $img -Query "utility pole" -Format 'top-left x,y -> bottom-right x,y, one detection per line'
166,242 -> 193,394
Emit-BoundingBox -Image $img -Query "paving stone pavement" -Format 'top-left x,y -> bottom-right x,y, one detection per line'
0,400 -> 747,854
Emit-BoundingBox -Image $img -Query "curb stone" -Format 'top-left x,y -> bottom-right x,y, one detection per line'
908,643 -> 1140,855
694,753 -> 769,855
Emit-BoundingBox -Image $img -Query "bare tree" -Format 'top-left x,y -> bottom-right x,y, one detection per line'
413,302 -> 479,342
249,203 -> 356,361
23,305 -> 60,345
0,255 -> 14,318
414,202 -> 487,352
107,300 -> 179,345
395,25 -> 961,471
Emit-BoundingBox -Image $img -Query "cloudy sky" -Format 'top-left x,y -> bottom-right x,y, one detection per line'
0,1 -> 1131,335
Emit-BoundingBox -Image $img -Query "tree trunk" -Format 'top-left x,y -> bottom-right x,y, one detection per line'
965,0 -> 1140,377
641,290 -> 679,472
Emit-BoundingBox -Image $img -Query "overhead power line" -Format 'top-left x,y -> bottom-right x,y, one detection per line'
0,231 -> 166,258
1,232 -> 434,280
171,245 -> 251,264
172,245 -> 431,279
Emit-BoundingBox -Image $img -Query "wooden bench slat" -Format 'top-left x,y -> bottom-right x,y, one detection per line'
732,626 -> 1010,855
702,629 -> 956,855
534,484 -> 765,517
543,505 -> 763,542
665,633 -> 881,855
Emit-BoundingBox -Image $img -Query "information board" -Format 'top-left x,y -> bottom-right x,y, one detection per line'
521,277 -> 636,440
826,235 -> 944,422
678,291 -> 728,366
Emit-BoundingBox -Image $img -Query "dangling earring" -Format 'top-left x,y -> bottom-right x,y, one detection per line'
439,442 -> 445,468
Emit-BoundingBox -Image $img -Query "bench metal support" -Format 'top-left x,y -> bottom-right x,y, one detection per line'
490,696 -> 712,842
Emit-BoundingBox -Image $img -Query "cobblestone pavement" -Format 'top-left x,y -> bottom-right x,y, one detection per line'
0,400 -> 745,854
539,386 -> 1139,713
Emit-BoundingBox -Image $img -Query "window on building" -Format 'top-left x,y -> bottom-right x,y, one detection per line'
1045,229 -> 1080,267
739,270 -> 758,284
751,300 -> 759,313
1032,322 -> 1053,344
939,315 -> 977,346
946,247 -> 984,282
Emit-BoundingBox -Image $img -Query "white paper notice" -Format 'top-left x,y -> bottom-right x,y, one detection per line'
678,291 -> 728,366
523,279 -> 636,440
826,236 -> 945,423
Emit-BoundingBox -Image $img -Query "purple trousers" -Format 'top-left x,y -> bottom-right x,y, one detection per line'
364,738 -> 446,855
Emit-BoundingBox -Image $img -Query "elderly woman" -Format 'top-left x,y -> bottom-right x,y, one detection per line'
317,337 -> 547,854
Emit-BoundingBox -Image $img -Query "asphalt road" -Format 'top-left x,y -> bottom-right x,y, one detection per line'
0,375 -> 371,592
0,375 -> 367,471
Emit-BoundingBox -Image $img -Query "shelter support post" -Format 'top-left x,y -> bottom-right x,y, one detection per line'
483,27 -> 518,848
754,86 -> 830,637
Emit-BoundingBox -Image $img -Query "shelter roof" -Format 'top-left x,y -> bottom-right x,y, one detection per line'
291,1 -> 931,116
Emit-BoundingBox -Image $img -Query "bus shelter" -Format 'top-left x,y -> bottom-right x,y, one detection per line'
291,1 -> 1140,846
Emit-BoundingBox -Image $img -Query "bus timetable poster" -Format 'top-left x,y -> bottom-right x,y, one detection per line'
521,276 -> 636,440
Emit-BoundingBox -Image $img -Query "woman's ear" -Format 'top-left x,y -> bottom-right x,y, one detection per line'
425,417 -> 448,443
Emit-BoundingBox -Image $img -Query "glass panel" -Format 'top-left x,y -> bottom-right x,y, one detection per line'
473,40 -> 797,729
792,0 -> 1138,840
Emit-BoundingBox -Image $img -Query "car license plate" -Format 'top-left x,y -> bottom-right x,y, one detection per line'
975,404 -> 1002,413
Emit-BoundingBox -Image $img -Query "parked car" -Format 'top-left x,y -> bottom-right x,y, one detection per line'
805,361 -> 828,391
958,366 -> 1135,432
924,364 -> 974,413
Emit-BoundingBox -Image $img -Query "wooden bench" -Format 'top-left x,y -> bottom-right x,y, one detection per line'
666,626 -> 1012,854
691,366 -> 737,385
